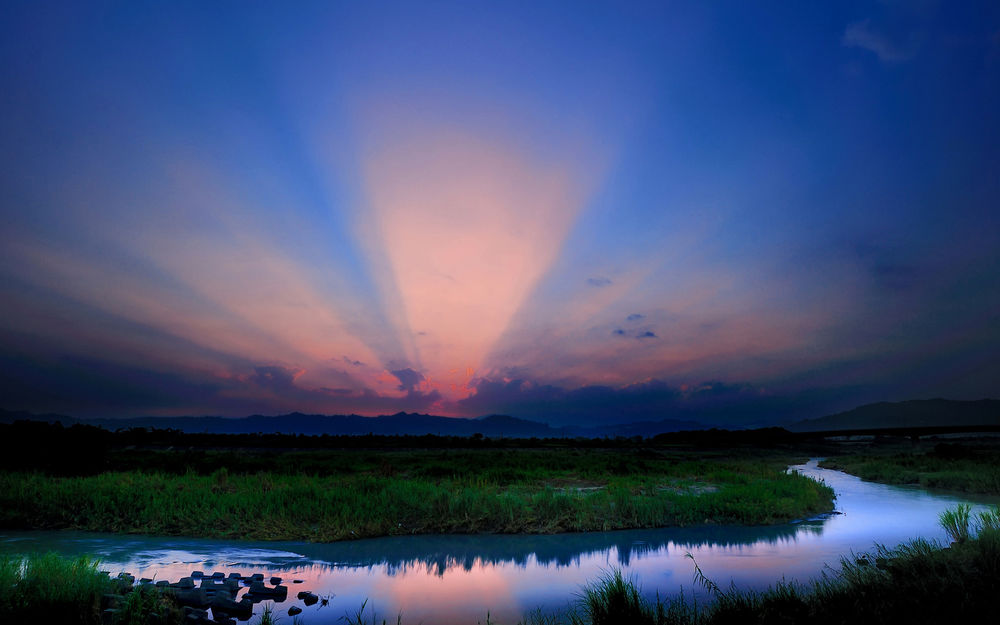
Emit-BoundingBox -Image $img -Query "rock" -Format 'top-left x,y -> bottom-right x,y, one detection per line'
139,577 -> 153,584
172,577 -> 195,589
211,571 -> 225,579
288,605 -> 302,616
270,576 -> 282,585
249,573 -> 264,582
292,579 -> 304,584
183,606 -> 212,623
169,587 -> 210,608
191,570 -> 204,578
247,581 -> 288,601
211,595 -> 253,619
298,592 -> 319,606
155,580 -> 169,587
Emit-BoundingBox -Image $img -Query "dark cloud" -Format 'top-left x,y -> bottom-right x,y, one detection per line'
342,356 -> 364,367
637,331 -> 657,339
390,367 -> 425,392
626,314 -> 644,322
458,377 -> 857,428
0,332 -> 445,418
586,277 -> 612,287
249,365 -> 300,391
612,328 -> 626,336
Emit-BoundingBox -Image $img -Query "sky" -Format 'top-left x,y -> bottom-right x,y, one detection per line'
0,1 -> 998,426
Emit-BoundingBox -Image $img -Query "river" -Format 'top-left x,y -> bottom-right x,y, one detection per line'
2,460 -> 996,624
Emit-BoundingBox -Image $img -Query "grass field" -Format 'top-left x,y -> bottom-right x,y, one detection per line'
820,443 -> 1000,495
0,449 -> 833,541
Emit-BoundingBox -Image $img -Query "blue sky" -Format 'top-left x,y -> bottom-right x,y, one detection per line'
0,1 -> 997,425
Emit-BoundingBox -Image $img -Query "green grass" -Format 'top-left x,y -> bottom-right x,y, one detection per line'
820,445 -> 1000,494
0,450 -> 834,541
0,553 -> 110,623
572,569 -> 662,625
0,553 -> 182,624
975,504 -> 1000,533
940,503 -> 972,543
511,506 -> 1000,624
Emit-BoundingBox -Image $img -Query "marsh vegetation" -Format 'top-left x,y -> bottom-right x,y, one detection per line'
820,442 -> 1000,494
9,505 -> 998,624
0,449 -> 833,541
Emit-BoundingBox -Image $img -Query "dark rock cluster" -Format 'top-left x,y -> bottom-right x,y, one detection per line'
99,570 -> 314,624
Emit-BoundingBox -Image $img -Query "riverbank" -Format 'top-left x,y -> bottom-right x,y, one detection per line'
513,516 -> 1000,624
820,442 -> 1000,495
0,553 -> 183,624
5,506 -> 998,625
0,450 -> 833,541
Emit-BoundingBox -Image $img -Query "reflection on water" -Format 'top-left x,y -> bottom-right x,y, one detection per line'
1,461 -> 995,624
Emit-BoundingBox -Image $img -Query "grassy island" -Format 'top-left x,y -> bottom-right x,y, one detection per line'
820,442 -> 1000,495
0,448 -> 832,541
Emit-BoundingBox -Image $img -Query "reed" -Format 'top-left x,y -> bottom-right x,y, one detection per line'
573,569 -> 654,625
974,504 -> 1000,534
939,503 -> 972,543
517,527 -> 1000,624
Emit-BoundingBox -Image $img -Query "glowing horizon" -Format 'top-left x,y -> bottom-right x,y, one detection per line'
0,2 -> 997,424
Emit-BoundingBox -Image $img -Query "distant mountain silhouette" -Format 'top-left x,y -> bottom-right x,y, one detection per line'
788,398 -> 1000,432
0,409 -> 704,438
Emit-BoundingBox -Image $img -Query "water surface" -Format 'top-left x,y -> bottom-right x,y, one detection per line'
2,461 -> 995,624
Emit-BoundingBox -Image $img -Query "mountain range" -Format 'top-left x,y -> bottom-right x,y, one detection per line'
0,409 -> 704,439
2,398 -> 997,438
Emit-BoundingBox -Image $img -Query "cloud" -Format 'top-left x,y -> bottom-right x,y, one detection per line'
390,367 -> 425,393
843,20 -> 916,63
249,365 -> 302,391
612,328 -> 626,336
626,314 -> 644,322
637,331 -> 658,339
586,277 -> 613,287
457,377 -> 841,427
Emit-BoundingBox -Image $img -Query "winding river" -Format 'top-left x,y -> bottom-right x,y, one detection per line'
2,460 -> 996,624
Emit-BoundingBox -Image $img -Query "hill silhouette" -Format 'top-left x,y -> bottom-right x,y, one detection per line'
0,409 -> 704,439
788,398 -> 1000,432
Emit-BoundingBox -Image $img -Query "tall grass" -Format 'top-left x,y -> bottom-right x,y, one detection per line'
0,553 -> 184,625
515,525 -> 1000,624
821,448 -> 1000,495
573,569 -> 654,625
0,451 -> 834,541
974,504 -> 1000,534
939,503 -> 972,543
254,603 -> 279,625
0,553 -> 111,624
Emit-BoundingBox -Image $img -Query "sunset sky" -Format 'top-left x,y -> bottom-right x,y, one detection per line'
1,2 -> 997,425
